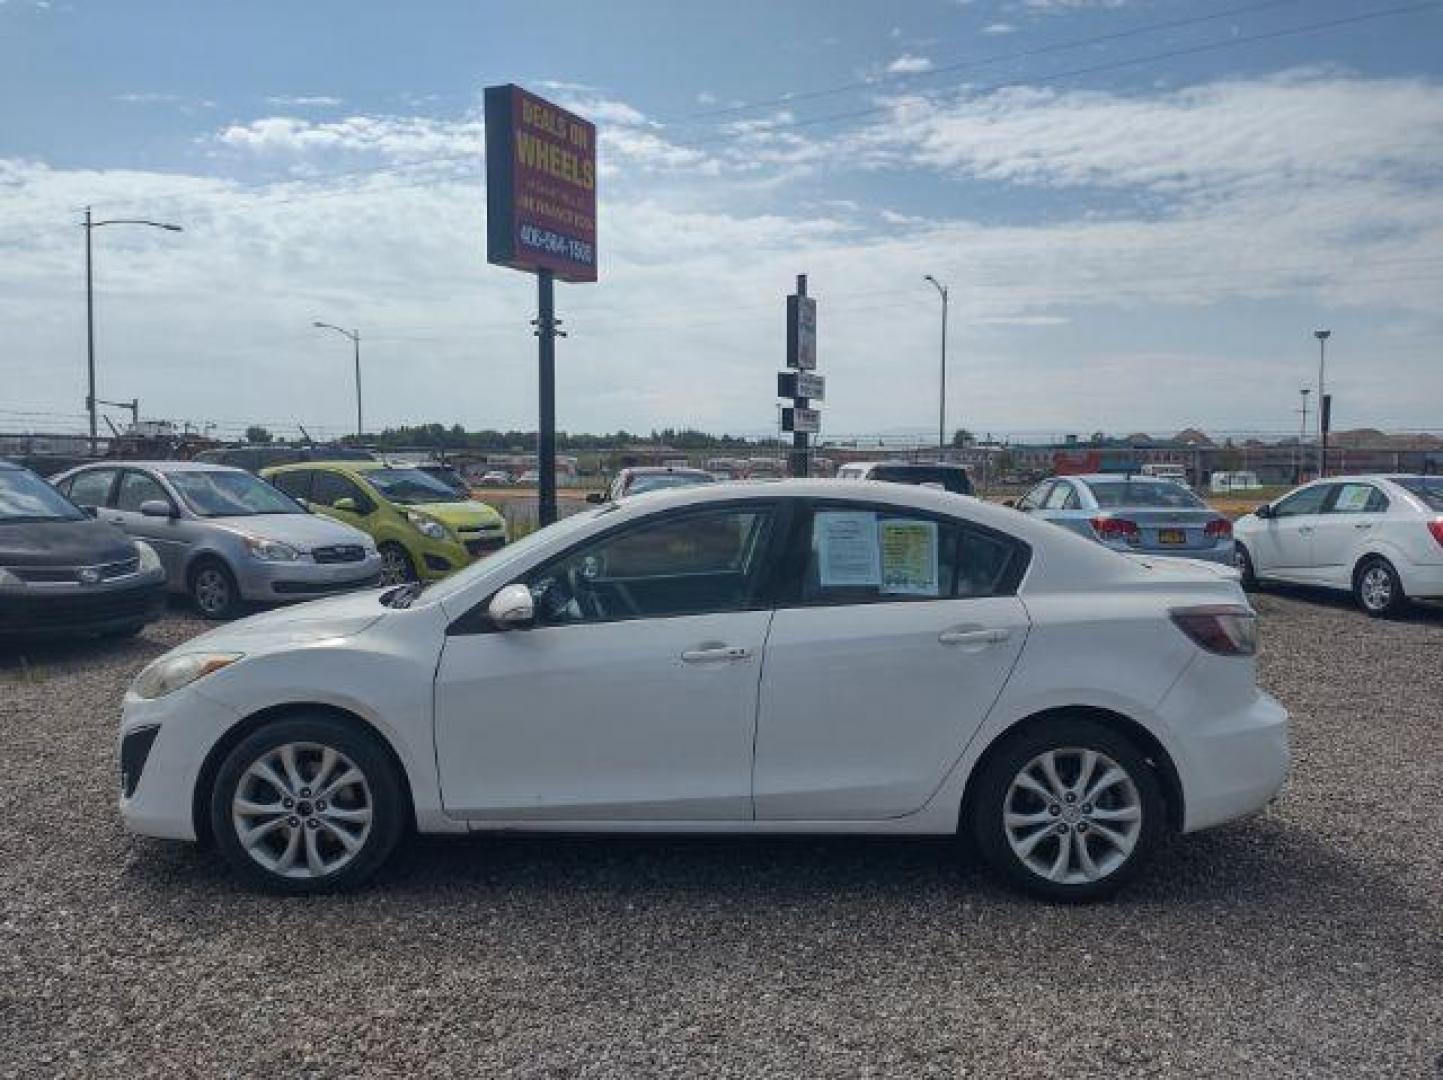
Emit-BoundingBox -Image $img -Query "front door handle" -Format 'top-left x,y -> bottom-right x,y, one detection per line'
1297,526 -> 1314,535
1354,522 -> 1373,530
681,645 -> 752,664
939,627 -> 1011,647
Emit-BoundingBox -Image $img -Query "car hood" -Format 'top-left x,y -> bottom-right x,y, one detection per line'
0,517 -> 137,567
206,513 -> 372,551
409,500 -> 504,528
183,588 -> 389,652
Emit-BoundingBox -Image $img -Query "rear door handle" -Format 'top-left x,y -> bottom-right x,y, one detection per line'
681,645 -> 752,664
939,627 -> 1012,647
1354,523 -> 1373,530
1297,526 -> 1314,535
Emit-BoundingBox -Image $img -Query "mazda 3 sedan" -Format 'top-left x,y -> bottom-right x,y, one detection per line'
119,481 -> 1288,901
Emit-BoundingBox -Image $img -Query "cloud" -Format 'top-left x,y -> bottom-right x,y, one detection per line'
696,91 -> 717,105
115,93 -> 181,104
886,55 -> 934,75
264,95 -> 343,108
214,114 -> 484,161
1020,0 -> 1131,9
982,22 -> 1017,35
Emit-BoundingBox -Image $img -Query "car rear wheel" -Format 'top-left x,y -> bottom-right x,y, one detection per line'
1235,543 -> 1259,591
378,542 -> 417,586
190,559 -> 243,620
1354,556 -> 1407,618
970,718 -> 1165,902
210,715 -> 405,894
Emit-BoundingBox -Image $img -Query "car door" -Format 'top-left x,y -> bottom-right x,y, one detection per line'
1250,483 -> 1333,580
1309,482 -> 1388,588
753,501 -> 1031,820
112,469 -> 188,581
433,501 -> 785,820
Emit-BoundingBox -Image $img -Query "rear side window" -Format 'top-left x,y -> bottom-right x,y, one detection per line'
1043,483 -> 1076,510
63,468 -> 117,509
1328,483 -> 1388,513
799,505 -> 1026,605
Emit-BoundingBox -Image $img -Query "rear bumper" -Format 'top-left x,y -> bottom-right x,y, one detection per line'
1105,539 -> 1236,565
1397,561 -> 1443,600
1163,682 -> 1290,833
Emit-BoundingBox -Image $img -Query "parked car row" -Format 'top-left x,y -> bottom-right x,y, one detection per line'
0,455 -> 512,638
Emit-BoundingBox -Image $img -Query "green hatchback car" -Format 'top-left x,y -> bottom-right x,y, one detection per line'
262,462 -> 508,584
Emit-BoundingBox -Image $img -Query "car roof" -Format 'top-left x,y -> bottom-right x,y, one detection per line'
69,459 -> 240,474
843,461 -> 966,471
1064,473 -> 1178,484
624,466 -> 710,476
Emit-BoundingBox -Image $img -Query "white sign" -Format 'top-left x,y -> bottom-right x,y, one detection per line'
816,511 -> 881,587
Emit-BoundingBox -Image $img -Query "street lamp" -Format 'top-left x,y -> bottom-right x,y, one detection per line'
923,274 -> 949,454
83,207 -> 183,452
313,321 -> 363,439
1314,329 -> 1331,477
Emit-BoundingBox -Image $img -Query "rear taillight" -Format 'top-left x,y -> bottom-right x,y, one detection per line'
1428,520 -> 1443,548
1205,518 -> 1233,539
1170,604 -> 1258,656
1091,516 -> 1140,541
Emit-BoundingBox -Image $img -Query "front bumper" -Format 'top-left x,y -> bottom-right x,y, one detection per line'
0,571 -> 166,637
118,685 -> 244,841
232,553 -> 384,602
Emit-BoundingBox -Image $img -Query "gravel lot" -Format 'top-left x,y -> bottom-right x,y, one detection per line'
2,592 -> 1440,1078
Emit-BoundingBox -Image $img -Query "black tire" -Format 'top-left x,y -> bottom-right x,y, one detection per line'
210,714 -> 406,895
100,622 -> 146,639
969,717 -> 1166,903
189,558 -> 244,620
1235,543 -> 1259,592
1353,556 -> 1408,618
378,542 -> 418,586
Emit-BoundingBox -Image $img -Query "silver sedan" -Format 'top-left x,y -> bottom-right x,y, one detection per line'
51,461 -> 382,618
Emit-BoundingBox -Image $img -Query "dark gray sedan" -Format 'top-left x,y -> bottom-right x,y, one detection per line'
1014,474 -> 1236,565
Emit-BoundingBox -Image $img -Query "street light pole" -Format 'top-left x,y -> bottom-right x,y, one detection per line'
83,207 -> 183,454
313,322 -> 363,439
1297,387 -> 1311,483
1314,329 -> 1331,477
924,275 -> 949,454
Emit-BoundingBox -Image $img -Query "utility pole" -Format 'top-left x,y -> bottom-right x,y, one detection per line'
534,270 -> 561,526
313,322 -> 363,439
1297,387 -> 1311,483
924,275 -> 949,454
1314,329 -> 1331,477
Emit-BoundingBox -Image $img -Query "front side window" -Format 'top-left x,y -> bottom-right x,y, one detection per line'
800,505 -> 1024,605
310,471 -> 368,509
63,468 -> 117,509
269,469 -> 313,501
1019,482 -> 1052,511
1273,484 -> 1331,518
116,471 -> 172,513
1043,482 -> 1076,510
0,468 -> 85,522
1328,483 -> 1388,514
168,470 -> 303,518
522,505 -> 776,625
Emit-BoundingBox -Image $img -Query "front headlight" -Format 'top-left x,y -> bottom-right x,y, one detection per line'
245,536 -> 300,562
406,511 -> 447,540
132,651 -> 244,700
134,540 -> 162,573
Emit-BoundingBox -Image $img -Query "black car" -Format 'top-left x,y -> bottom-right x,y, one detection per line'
0,460 -> 167,639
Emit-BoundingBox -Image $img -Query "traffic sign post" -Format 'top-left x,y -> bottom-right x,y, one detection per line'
780,275 -> 821,477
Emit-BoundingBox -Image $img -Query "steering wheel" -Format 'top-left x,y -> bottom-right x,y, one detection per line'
566,564 -> 608,621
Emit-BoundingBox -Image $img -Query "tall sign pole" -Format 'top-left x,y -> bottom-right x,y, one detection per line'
485,84 -> 597,528
780,275 -> 822,477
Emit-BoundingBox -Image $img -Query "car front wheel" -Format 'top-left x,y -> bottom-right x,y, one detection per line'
378,542 -> 417,586
1235,543 -> 1259,591
970,718 -> 1165,902
210,715 -> 405,894
190,559 -> 243,620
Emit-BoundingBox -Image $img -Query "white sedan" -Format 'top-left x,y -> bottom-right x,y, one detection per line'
1233,474 -> 1443,617
120,481 -> 1288,902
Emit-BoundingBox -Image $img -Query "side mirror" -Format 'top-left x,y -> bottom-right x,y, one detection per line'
488,583 -> 535,629
1255,503 -> 1274,519
585,492 -> 605,505
82,505 -> 98,518
332,497 -> 358,513
139,499 -> 174,518
1003,499 -> 1018,509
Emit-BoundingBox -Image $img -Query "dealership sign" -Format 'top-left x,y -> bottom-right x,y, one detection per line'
778,371 -> 825,401
484,84 -> 598,283
782,406 -> 821,434
787,294 -> 817,370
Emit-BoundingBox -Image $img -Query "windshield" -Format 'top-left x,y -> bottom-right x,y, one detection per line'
169,470 -> 304,518
627,472 -> 714,495
366,468 -> 460,505
0,468 -> 85,523
1087,480 -> 1205,509
1395,477 -> 1443,511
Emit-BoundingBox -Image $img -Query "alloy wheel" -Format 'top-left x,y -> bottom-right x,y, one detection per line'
194,567 -> 232,616
1359,565 -> 1392,612
379,546 -> 414,586
231,742 -> 374,879
1003,747 -> 1142,885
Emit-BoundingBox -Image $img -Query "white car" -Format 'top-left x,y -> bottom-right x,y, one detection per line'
1233,474 -> 1443,617
120,481 -> 1288,901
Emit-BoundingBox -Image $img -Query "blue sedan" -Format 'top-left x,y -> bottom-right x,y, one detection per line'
1014,474 -> 1236,564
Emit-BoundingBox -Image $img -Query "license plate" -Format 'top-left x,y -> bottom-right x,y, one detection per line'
1158,528 -> 1186,545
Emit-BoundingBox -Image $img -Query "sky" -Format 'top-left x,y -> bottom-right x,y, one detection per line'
1,0 -> 1441,444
